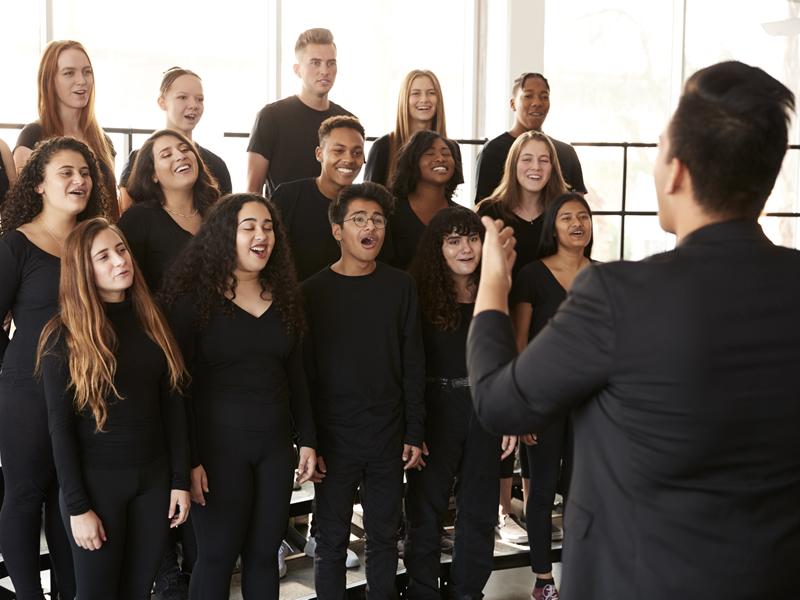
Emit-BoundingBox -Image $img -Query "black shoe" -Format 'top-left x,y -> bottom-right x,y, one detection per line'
152,571 -> 189,600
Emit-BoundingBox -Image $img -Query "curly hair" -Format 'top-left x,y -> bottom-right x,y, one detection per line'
160,193 -> 305,334
1,136 -> 111,233
390,130 -> 463,202
409,206 -> 484,332
126,129 -> 220,215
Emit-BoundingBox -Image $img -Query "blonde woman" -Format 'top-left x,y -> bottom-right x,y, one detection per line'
365,69 -> 460,187
38,218 -> 190,599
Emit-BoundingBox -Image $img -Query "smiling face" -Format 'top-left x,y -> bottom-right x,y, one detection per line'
332,198 -> 386,263
511,77 -> 550,132
54,48 -> 94,111
152,134 -> 198,192
408,75 -> 438,126
159,74 -> 204,135
36,149 -> 93,217
295,44 -> 337,98
554,200 -> 592,251
515,139 -> 553,195
442,230 -> 482,277
316,126 -> 365,189
235,201 -> 275,275
418,137 -> 455,186
91,228 -> 134,303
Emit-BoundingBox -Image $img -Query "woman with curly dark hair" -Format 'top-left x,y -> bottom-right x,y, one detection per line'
388,129 -> 463,270
405,206 -> 510,599
117,128 -> 220,293
0,136 -> 109,599
160,193 -> 316,599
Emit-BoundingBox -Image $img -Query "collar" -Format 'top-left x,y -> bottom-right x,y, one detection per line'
678,219 -> 770,248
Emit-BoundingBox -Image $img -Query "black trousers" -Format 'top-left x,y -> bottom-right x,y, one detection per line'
0,380 -> 76,600
62,456 -> 170,600
189,424 -> 293,600
524,416 -> 567,574
404,385 -> 500,600
314,451 -> 404,599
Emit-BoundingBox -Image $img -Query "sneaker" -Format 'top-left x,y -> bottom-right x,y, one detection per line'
551,522 -> 564,542
279,540 -> 292,579
496,513 -> 528,544
439,529 -> 454,553
532,583 -> 559,600
152,571 -> 189,600
303,536 -> 360,568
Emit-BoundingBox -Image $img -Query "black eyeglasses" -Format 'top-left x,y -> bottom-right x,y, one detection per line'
342,214 -> 387,229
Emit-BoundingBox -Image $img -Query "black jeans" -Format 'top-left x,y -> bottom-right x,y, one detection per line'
314,451 -> 404,599
404,385 -> 500,599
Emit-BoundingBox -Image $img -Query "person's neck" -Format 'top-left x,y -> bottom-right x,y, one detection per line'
297,90 -> 330,111
230,270 -> 262,297
163,188 -> 195,213
514,190 -> 543,221
508,121 -> 541,139
316,175 -> 342,201
549,247 -> 587,270
59,105 -> 84,139
410,119 -> 432,135
674,208 -> 729,244
37,208 -> 77,239
331,254 -> 377,277
452,273 -> 475,304
409,181 -> 448,208
167,120 -> 193,140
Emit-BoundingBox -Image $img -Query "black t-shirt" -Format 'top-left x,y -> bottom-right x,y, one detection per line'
510,260 -> 567,340
0,231 -> 60,378
168,296 -> 316,465
474,131 -> 586,204
390,198 -> 457,271
117,204 -> 193,292
477,201 -> 545,279
301,263 -> 425,457
422,303 -> 473,379
120,144 -> 232,195
41,299 -> 190,516
271,177 -> 340,281
247,95 -> 354,195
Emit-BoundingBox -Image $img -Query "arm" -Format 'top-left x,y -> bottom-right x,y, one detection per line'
401,279 -> 426,467
12,145 -> 32,174
511,302 -> 533,354
364,137 -> 389,186
160,375 -> 191,527
246,152 -> 270,195
286,335 -> 317,483
0,140 -> 16,188
0,238 -> 20,362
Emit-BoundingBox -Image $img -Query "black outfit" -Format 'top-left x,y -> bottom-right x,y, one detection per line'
271,177 -> 340,281
0,155 -> 9,207
510,261 -> 570,574
247,96 -> 354,195
0,231 -> 76,600
117,203 -> 194,292
468,220 -> 800,600
169,298 -> 315,600
404,304 -> 500,600
474,132 -> 586,204
390,198 -> 457,271
365,134 -> 463,189
41,299 -> 190,600
302,264 -> 425,599
119,145 -> 232,195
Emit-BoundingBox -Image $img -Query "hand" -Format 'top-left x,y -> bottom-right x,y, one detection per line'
521,433 -> 539,446
191,465 -> 209,506
296,446 -> 317,485
169,489 -> 191,528
70,510 -> 106,550
403,444 -> 423,470
480,217 -> 517,292
500,435 -> 518,460
417,441 -> 430,469
310,455 -> 327,483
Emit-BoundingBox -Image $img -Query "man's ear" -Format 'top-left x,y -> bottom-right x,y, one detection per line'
331,222 -> 343,242
509,97 -> 516,112
315,145 -> 323,163
665,156 -> 686,196
293,63 -> 301,78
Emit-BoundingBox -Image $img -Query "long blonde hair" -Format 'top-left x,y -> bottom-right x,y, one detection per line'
477,131 -> 566,218
387,69 -> 448,185
37,41 -> 117,218
38,218 -> 186,431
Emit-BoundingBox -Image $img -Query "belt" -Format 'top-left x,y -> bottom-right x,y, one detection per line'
426,376 -> 471,389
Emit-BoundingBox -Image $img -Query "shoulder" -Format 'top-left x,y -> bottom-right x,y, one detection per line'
301,267 -> 333,294
370,134 -> 391,153
476,199 -> 501,218
375,262 -> 415,288
548,137 -> 580,160
15,122 -> 44,150
328,101 -> 354,117
482,132 -> 513,155
0,230 -> 30,260
118,203 -> 161,228
196,145 -> 225,166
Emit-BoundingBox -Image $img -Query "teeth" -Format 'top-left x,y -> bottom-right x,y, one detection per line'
251,246 -> 265,252
432,166 -> 447,173
175,165 -> 190,173
336,168 -> 354,174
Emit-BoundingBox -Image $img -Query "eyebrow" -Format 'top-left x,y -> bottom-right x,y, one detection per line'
238,217 -> 273,224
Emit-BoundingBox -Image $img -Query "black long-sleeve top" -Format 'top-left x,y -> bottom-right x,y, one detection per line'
422,303 -> 473,379
389,198 -> 457,271
117,204 -> 193,292
301,263 -> 425,457
168,297 -> 316,467
0,231 -> 60,378
41,299 -> 190,516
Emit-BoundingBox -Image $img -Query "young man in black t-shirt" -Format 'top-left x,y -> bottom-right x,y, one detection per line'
474,72 -> 586,204
271,115 -> 365,281
247,28 -> 355,196
302,183 -> 425,599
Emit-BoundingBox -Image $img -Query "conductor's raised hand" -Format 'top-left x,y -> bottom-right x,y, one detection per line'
475,217 -> 517,314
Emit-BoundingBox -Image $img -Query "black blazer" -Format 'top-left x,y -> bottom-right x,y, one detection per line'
468,220 -> 800,600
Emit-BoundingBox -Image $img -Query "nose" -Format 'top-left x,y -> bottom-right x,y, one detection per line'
111,251 -> 126,266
